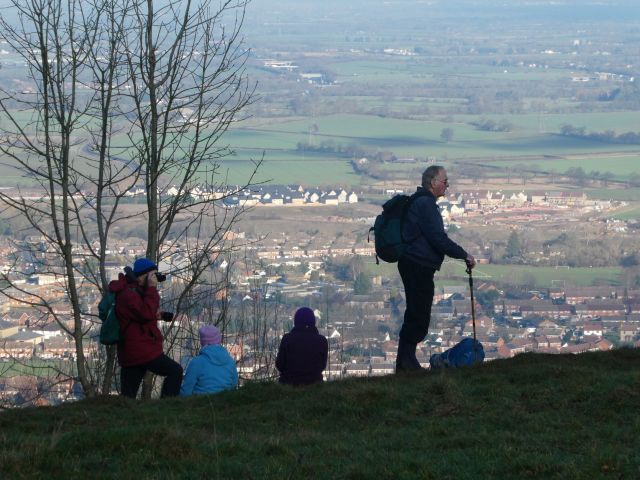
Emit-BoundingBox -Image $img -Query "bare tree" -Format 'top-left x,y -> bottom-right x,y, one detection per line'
0,0 -> 125,397
0,0 -> 257,399
440,127 -> 454,143
119,0 -> 256,397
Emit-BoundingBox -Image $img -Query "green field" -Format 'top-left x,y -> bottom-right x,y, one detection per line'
611,207 -> 640,221
366,260 -> 624,288
2,109 -> 640,188
0,359 -> 76,377
226,112 -> 640,161
327,58 -> 570,84
585,187 -> 640,201
478,152 -> 640,177
455,263 -> 623,287
220,111 -> 640,184
217,157 -> 357,186
222,115 -> 640,185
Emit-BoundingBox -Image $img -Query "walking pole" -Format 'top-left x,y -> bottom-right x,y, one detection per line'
466,265 -> 478,365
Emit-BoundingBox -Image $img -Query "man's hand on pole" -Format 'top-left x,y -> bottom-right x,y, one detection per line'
465,254 -> 476,271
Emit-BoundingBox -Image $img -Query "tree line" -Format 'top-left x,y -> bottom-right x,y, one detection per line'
560,124 -> 640,145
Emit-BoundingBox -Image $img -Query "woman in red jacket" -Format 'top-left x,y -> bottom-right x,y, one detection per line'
108,258 -> 183,398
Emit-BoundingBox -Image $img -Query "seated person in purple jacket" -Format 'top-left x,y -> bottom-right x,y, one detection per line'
276,307 -> 328,386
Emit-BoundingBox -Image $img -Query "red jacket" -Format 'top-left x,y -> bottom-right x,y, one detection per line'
108,273 -> 163,367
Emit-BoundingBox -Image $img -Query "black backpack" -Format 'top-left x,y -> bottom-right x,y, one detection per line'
368,191 -> 427,263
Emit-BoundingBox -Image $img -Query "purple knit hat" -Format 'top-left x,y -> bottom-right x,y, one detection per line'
199,325 -> 222,347
294,307 -> 315,327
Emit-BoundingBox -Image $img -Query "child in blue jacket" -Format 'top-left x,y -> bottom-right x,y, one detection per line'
180,325 -> 238,396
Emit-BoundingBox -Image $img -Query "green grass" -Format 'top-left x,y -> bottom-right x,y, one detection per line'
3,108 -> 640,188
0,359 -> 76,377
481,153 -> 640,180
218,157 -> 359,185
223,113 -> 640,164
611,207 -> 640,221
586,188 -> 640,201
366,261 -> 623,288
452,111 -> 640,135
1,349 -> 639,478
327,58 -> 569,84
3,103 -> 640,191
466,264 -> 623,287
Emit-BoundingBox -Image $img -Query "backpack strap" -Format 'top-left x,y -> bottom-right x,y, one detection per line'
367,226 -> 381,264
400,190 -> 430,243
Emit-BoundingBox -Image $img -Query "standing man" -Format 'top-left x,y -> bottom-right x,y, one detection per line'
396,165 -> 476,372
108,258 -> 183,398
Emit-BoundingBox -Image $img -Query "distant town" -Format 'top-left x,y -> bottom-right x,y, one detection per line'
2,184 -> 639,407
2,0 -> 640,408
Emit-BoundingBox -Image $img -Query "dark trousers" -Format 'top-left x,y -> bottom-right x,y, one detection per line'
121,354 -> 183,399
398,256 -> 436,344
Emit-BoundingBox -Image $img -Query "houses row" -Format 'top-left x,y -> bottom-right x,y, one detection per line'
383,189 -> 590,209
254,244 -> 375,260
126,183 -> 362,206
498,298 -> 640,319
441,190 -> 591,214
218,185 -> 359,207
376,189 -> 600,225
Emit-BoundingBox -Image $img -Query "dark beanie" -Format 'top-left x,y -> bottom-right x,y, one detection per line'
133,258 -> 158,276
294,307 -> 315,327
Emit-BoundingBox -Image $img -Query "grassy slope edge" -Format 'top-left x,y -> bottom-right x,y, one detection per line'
1,349 -> 639,479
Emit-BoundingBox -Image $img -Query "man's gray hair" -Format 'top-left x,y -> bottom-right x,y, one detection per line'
422,165 -> 443,188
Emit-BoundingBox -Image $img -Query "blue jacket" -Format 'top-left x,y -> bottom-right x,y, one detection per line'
402,187 -> 467,269
180,344 -> 238,396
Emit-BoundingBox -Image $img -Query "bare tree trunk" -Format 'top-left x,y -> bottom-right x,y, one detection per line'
0,0 -> 258,402
122,0 -> 256,398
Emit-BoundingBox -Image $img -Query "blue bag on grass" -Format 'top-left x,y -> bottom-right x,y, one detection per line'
430,337 -> 484,369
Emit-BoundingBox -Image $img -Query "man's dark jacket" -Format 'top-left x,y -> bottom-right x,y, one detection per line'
402,187 -> 467,269
276,323 -> 328,386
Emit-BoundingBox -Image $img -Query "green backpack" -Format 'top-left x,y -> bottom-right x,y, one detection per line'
98,292 -> 120,345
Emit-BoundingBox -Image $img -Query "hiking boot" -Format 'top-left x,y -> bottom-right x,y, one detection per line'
396,339 -> 422,372
406,341 -> 423,370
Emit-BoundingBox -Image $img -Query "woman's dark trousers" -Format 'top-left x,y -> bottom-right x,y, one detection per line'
121,354 -> 183,398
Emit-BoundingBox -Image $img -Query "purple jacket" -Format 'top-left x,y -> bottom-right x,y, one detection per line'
276,325 -> 328,386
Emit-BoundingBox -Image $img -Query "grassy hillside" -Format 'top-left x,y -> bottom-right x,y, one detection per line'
1,349 -> 639,479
